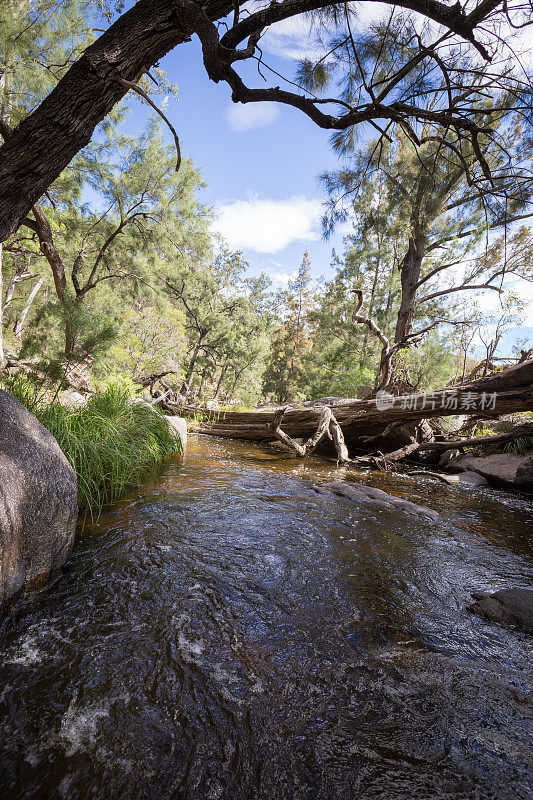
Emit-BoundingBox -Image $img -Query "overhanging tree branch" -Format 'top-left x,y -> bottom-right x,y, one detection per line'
0,0 -> 516,242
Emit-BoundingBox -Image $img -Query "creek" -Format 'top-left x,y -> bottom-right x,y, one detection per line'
0,434 -> 532,799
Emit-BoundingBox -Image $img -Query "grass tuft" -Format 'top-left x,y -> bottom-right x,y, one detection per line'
1,374 -> 182,518
503,435 -> 533,456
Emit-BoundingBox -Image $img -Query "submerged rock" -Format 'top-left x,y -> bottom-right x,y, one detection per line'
457,471 -> 489,487
468,588 -> 533,633
0,389 -> 78,615
313,480 -> 439,521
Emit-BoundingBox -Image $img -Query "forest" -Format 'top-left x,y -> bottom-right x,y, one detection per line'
1,1 -> 531,417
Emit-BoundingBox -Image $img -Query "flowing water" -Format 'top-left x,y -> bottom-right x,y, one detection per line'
0,434 -> 532,800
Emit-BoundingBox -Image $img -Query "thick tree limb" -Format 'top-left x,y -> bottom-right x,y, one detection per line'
270,405 -> 333,456
270,404 -> 351,463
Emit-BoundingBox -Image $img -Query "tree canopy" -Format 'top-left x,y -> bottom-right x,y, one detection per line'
0,0 -> 531,241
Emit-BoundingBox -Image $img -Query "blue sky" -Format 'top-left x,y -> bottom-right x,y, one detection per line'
116,8 -> 531,355
124,21 -> 348,287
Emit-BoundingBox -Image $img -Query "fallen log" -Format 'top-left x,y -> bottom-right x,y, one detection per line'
162,360 -> 533,450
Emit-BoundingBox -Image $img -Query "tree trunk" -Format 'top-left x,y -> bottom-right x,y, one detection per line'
213,363 -> 228,400
4,270 -> 36,309
14,275 -> 43,339
0,243 -> 5,367
394,236 -> 425,343
180,332 -> 206,394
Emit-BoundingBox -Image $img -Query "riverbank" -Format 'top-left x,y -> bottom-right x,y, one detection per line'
1,375 -> 183,517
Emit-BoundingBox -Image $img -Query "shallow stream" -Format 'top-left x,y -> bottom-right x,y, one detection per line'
0,435 -> 532,799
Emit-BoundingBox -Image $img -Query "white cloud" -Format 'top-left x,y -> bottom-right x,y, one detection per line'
354,2 -> 392,29
262,16 -> 323,60
268,269 -> 298,286
214,194 -> 323,253
261,5 -> 390,61
225,103 -> 280,131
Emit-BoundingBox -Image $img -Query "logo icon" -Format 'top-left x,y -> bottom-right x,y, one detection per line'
375,390 -> 395,411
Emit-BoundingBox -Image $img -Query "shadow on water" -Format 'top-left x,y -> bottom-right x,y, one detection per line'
0,434 -> 532,799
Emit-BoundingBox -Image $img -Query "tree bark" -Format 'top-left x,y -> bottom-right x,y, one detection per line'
213,363 -> 228,400
0,243 -> 5,367
394,235 -> 425,342
180,331 -> 207,394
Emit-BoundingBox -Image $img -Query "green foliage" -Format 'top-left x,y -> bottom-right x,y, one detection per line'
166,245 -> 272,403
262,251 -> 313,402
504,436 -> 533,456
93,373 -> 138,398
306,358 -> 373,400
107,303 -> 186,379
1,373 -> 182,517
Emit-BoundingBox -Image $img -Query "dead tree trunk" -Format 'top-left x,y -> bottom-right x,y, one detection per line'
14,275 -> 43,338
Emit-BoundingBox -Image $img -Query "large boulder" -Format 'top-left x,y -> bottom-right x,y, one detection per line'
468,588 -> 533,633
515,455 -> 533,492
0,389 -> 78,614
450,452 -> 533,492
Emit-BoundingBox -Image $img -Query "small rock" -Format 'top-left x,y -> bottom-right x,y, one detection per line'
61,391 -> 87,409
457,471 -> 488,487
468,588 -> 533,633
313,481 -> 439,521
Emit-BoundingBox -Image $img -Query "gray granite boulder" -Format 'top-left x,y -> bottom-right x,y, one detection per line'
515,456 -> 533,492
167,416 -> 187,447
468,588 -> 533,633
313,481 -> 439,521
457,471 -> 489,487
0,389 -> 78,614
450,453 -> 533,491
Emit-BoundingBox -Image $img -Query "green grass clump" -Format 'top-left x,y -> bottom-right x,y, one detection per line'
1,374 -> 182,518
504,436 -> 533,456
